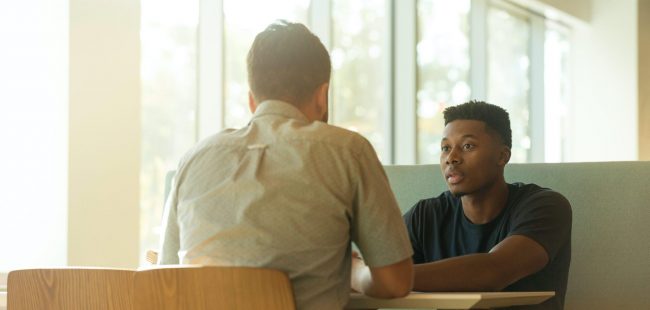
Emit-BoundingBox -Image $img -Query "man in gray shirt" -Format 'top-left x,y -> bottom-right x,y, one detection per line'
158,20 -> 413,309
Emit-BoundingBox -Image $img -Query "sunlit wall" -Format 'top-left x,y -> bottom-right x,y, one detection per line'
0,0 -> 69,269
569,0 -> 638,161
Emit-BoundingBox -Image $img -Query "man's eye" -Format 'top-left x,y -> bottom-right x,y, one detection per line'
463,144 -> 474,150
441,146 -> 450,152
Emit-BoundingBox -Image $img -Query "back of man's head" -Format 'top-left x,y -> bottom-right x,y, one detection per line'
443,100 -> 512,149
247,20 -> 331,106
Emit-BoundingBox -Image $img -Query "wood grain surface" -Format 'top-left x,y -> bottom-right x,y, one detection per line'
133,265 -> 295,310
7,268 -> 134,310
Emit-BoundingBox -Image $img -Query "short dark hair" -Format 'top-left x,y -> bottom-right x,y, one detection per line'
443,100 -> 512,148
247,20 -> 331,106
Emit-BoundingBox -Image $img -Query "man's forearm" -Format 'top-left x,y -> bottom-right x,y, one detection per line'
414,235 -> 549,292
351,265 -> 408,298
413,253 -> 509,292
351,257 -> 413,298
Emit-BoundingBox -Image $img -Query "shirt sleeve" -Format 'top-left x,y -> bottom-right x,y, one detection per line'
350,139 -> 413,267
158,176 -> 180,264
509,189 -> 572,261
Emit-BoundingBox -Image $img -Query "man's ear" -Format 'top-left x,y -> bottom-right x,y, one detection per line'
499,147 -> 511,166
315,83 -> 329,121
248,91 -> 256,114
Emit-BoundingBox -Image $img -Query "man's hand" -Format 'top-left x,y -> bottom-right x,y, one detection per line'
350,251 -> 367,293
350,251 -> 413,298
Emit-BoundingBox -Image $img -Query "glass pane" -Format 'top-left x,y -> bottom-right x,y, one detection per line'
140,0 -> 199,263
331,0 -> 389,162
416,0 -> 471,164
544,24 -> 570,162
487,7 -> 531,163
223,0 -> 310,129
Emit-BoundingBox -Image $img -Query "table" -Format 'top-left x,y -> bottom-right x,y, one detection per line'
0,290 -> 553,310
345,291 -> 554,309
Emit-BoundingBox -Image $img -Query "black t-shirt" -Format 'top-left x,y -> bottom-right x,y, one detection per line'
403,183 -> 572,310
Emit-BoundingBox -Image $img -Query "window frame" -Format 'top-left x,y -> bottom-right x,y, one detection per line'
194,0 -> 569,164
197,0 -> 224,140
487,0 -> 546,162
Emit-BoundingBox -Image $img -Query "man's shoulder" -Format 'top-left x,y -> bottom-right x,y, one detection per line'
508,182 -> 572,214
269,121 -> 380,162
510,182 -> 569,202
303,121 -> 371,147
408,191 -> 457,216
175,128 -> 241,166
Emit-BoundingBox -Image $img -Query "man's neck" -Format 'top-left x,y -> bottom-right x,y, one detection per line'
460,180 -> 509,224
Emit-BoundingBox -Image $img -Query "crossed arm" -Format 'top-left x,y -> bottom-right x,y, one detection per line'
413,235 -> 549,292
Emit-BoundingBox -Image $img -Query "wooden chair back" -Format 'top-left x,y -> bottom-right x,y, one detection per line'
7,268 -> 134,310
133,265 -> 296,310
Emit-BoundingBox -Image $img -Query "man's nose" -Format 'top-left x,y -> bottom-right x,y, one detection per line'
445,148 -> 462,165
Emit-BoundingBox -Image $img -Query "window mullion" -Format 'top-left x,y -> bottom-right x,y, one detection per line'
308,0 -> 331,48
197,0 -> 224,140
308,0 -> 332,122
470,0 -> 487,100
530,14 -> 545,162
393,0 -> 417,164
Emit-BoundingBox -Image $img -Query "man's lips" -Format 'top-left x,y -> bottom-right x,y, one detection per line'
445,170 -> 464,184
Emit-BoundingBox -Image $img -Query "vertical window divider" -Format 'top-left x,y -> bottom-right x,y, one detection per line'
383,0 -> 394,164
308,0 -> 331,48
530,14 -> 546,162
308,0 -> 333,119
470,0 -> 488,100
197,0 -> 224,139
393,0 -> 417,164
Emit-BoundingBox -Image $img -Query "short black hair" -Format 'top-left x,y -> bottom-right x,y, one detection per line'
443,100 -> 512,148
247,20 -> 331,106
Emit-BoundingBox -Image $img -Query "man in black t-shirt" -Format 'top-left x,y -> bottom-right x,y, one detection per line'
403,101 -> 572,310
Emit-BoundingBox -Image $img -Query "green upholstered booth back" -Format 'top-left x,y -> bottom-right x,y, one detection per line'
384,162 -> 650,309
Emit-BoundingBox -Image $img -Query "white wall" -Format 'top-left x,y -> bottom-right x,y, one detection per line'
569,0 -> 638,161
0,0 -> 68,269
0,0 -> 140,270
68,0 -> 141,268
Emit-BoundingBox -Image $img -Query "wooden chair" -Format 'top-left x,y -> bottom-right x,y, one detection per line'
133,265 -> 296,310
7,267 -> 134,310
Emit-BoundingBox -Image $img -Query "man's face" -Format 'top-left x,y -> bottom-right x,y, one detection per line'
440,119 -> 509,197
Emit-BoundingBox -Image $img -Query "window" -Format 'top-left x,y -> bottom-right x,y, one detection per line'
416,0 -> 471,163
140,0 -> 199,259
544,23 -> 570,162
330,0 -> 390,161
139,0 -> 573,260
486,5 -> 531,163
223,0 -> 310,129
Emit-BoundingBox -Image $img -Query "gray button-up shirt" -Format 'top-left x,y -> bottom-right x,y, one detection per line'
159,100 -> 412,309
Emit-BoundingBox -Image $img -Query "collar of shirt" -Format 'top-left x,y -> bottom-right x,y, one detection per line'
251,100 -> 310,123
